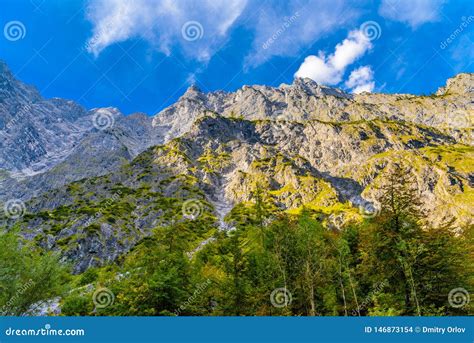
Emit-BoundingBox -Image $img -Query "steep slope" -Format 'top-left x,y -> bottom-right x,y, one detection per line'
0,112 -> 164,201
2,113 -> 472,273
0,61 -> 91,175
159,115 -> 473,227
0,62 -> 165,201
1,143 -> 217,272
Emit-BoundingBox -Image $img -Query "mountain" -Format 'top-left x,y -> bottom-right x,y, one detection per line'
0,110 -> 167,200
153,74 -> 473,138
1,61 -> 472,201
0,62 -> 164,200
0,60 -> 90,175
0,60 -> 473,273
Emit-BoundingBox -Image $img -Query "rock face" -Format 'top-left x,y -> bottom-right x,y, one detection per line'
0,59 -> 473,272
1,60 -> 472,201
0,60 -> 90,175
436,73 -> 474,96
155,115 -> 472,228
153,74 -> 473,133
0,62 -> 164,200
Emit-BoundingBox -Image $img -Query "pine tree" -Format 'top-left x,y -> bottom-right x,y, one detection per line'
361,162 -> 425,315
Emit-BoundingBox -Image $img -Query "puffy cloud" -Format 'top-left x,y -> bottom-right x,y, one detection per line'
86,0 -> 363,66
294,29 -> 372,85
85,0 -> 247,61
345,66 -> 375,93
244,0 -> 362,67
379,0 -> 446,28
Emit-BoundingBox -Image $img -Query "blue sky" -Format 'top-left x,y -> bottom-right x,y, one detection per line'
0,0 -> 473,115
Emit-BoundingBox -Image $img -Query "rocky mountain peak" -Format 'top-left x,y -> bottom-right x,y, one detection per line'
149,72 -> 473,143
187,84 -> 202,92
0,59 -> 12,77
0,60 -> 41,103
292,76 -> 319,87
181,84 -> 205,100
436,73 -> 474,95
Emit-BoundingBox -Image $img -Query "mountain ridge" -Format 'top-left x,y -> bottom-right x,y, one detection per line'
0,60 -> 473,272
0,59 -> 472,202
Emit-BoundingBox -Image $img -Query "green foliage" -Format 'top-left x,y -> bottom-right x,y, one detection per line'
357,164 -> 472,316
5,160 -> 473,317
61,295 -> 93,316
78,268 -> 99,286
0,230 -> 69,315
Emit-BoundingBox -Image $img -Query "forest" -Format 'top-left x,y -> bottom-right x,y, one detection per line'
1,164 -> 472,316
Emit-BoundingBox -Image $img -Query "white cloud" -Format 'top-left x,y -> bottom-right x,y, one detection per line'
379,0 -> 446,29
245,0 -> 362,67
345,66 -> 375,93
294,29 -> 372,85
85,0 -> 365,67
85,0 -> 247,61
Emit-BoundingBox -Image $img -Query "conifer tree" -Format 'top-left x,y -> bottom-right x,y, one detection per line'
361,162 -> 424,315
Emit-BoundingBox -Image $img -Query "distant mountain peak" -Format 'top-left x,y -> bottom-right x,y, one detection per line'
0,59 -> 11,75
0,60 -> 17,87
0,60 -> 41,104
